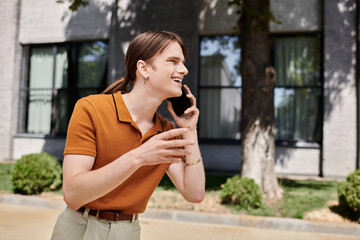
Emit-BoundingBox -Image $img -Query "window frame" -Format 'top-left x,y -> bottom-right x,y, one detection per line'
271,32 -> 323,149
197,33 -> 323,149
17,40 -> 109,138
197,34 -> 242,144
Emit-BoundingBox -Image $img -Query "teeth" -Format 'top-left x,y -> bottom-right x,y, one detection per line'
171,78 -> 182,83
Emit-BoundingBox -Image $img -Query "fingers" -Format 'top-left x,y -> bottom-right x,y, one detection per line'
160,139 -> 194,149
166,157 -> 183,164
155,127 -> 189,140
152,148 -> 187,164
182,84 -> 198,116
184,105 -> 199,116
183,84 -> 191,94
160,148 -> 191,157
183,85 -> 196,106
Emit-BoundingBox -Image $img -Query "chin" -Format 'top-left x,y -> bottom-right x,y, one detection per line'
166,85 -> 182,98
168,89 -> 181,98
174,89 -> 182,97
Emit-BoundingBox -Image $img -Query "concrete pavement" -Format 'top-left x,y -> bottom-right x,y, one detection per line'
140,218 -> 359,240
0,194 -> 359,240
0,203 -> 60,240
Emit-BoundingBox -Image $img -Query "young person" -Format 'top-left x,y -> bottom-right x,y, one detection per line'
51,31 -> 205,240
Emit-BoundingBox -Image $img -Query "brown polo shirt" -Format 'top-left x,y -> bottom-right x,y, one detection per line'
64,92 -> 173,213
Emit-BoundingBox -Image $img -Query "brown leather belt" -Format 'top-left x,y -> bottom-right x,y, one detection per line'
77,207 -> 138,222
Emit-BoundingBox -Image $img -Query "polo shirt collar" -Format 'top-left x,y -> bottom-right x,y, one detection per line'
112,92 -> 164,133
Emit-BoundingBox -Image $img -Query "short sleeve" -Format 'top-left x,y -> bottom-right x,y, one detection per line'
64,99 -> 97,157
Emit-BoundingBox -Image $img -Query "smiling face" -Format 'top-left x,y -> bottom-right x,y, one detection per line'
146,41 -> 189,98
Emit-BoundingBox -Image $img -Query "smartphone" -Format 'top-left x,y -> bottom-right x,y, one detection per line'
168,87 -> 193,116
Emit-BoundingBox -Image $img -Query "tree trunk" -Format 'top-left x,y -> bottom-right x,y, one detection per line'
240,0 -> 283,201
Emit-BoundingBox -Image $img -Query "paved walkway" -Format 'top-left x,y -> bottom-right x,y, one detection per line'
0,194 -> 359,240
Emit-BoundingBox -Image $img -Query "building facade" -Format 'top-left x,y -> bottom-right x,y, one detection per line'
0,0 -> 358,178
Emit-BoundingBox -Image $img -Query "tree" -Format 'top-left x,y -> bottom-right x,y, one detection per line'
230,0 -> 283,201
60,0 -> 283,201
56,0 -> 88,11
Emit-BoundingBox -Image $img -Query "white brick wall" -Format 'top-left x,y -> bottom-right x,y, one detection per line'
200,144 -> 242,173
199,0 -> 322,35
200,143 -> 320,176
13,137 -> 66,161
275,147 -> 320,175
198,0 -> 239,35
0,0 -> 358,178
0,0 -> 20,161
19,0 -> 113,44
270,0 -> 322,32
323,0 -> 357,177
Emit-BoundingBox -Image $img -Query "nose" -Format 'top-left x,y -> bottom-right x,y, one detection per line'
178,62 -> 188,76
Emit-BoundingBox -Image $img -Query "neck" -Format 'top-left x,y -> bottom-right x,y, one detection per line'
122,84 -> 164,123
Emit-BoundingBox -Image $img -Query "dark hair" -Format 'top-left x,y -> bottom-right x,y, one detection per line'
102,31 -> 188,94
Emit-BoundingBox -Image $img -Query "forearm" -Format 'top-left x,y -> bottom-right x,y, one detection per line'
181,129 -> 205,202
63,152 -> 140,210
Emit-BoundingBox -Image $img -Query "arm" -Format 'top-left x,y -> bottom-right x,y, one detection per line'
62,153 -> 138,210
63,128 -> 194,210
166,85 -> 206,203
166,129 -> 205,203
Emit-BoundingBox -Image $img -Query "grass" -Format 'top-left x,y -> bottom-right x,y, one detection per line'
244,178 -> 340,219
158,174 -> 342,219
0,162 -> 13,192
0,162 -> 343,220
277,178 -> 340,218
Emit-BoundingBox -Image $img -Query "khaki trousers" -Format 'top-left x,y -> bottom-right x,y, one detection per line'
51,208 -> 141,240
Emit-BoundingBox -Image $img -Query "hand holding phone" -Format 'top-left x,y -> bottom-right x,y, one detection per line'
168,87 -> 193,116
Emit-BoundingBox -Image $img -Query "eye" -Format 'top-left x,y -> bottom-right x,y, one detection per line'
168,59 -> 176,63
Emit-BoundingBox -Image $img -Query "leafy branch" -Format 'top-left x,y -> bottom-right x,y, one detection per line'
228,0 -> 282,30
56,0 -> 89,11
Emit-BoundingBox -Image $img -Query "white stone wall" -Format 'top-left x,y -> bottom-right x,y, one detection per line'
13,0 -> 201,162
201,143 -> 320,176
199,0 -> 321,35
200,144 -> 242,173
1,0 -> 358,178
0,0 -> 21,161
198,0 -> 239,35
19,0 -> 113,44
198,0 -> 325,177
323,0 -> 357,177
275,147 -> 320,175
13,137 -> 66,161
270,0 -> 322,32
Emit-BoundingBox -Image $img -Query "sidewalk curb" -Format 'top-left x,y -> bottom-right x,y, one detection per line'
0,194 -> 66,210
142,209 -> 360,237
1,194 -> 359,237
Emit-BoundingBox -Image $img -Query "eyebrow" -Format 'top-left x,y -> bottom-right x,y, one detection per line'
167,56 -> 185,63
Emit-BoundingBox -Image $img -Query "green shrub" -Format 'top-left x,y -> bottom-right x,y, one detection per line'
11,153 -> 62,195
338,169 -> 360,218
220,175 -> 263,209
338,169 -> 360,222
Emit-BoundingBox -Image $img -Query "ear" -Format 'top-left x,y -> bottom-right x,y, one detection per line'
136,60 -> 149,79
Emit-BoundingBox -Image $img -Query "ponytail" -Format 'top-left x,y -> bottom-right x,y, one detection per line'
102,75 -> 131,94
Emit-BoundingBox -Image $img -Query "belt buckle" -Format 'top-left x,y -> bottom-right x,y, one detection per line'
114,211 -> 121,221
96,210 -> 100,219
